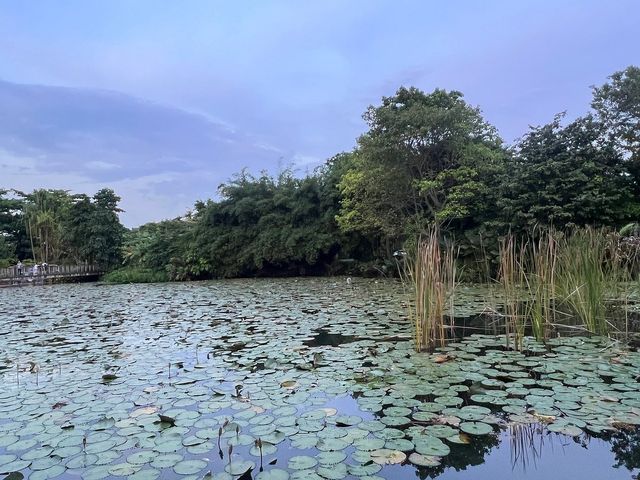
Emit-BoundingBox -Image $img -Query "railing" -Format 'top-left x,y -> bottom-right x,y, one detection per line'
0,264 -> 102,279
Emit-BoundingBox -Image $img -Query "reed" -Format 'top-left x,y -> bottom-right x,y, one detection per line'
498,234 -> 526,350
401,226 -> 457,352
524,230 -> 557,342
556,228 -> 610,335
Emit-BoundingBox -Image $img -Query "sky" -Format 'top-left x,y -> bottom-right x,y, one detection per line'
1,1 -> 639,226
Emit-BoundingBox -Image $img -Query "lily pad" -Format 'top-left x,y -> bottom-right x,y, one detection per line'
288,455 -> 318,470
459,422 -> 493,436
174,459 -> 208,475
370,449 -> 406,465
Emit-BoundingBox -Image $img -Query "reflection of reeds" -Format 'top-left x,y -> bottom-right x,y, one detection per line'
510,423 -> 544,473
401,226 -> 457,352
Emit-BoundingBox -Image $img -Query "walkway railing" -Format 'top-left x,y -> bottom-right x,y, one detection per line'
0,264 -> 102,279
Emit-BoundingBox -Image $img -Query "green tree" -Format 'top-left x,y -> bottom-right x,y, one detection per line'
499,113 -> 635,232
0,189 -> 29,263
184,169 -> 347,278
63,193 -> 96,262
122,218 -> 192,272
87,189 -> 125,267
336,87 -> 505,255
592,66 -> 640,197
592,66 -> 640,158
22,189 -> 71,263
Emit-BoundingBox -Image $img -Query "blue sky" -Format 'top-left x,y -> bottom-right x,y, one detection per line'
1,1 -> 638,226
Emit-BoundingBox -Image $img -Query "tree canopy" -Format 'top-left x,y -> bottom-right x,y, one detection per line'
0,188 -> 125,268
336,87 -> 506,256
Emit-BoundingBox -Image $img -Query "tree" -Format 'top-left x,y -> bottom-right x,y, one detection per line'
499,113 -> 636,232
592,66 -> 640,158
63,193 -> 96,262
22,189 -> 71,263
180,169 -> 348,278
336,87 -> 505,255
0,189 -> 28,263
87,189 -> 125,267
122,218 -> 192,272
592,66 -> 640,196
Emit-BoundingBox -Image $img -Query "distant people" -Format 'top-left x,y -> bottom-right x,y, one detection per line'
33,264 -> 39,276
16,261 -> 23,276
42,262 -> 48,275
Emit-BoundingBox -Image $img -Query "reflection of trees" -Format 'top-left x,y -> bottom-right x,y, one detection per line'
411,433 -> 501,479
604,428 -> 640,472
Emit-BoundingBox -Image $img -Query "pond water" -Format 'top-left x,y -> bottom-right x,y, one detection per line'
0,278 -> 639,480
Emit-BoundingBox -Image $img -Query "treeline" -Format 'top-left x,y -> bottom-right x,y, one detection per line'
0,188 -> 124,268
110,65 -> 639,282
2,66 -> 638,280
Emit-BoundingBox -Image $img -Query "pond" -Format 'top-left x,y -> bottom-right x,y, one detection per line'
0,278 -> 639,480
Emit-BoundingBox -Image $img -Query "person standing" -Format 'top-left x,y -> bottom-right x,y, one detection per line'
16,260 -> 23,276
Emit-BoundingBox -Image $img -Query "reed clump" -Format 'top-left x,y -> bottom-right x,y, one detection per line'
497,227 -> 630,343
555,227 -> 623,336
498,234 -> 526,350
402,226 -> 637,354
497,231 -> 557,348
400,226 -> 457,352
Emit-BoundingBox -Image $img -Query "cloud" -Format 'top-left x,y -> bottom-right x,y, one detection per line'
0,80 -> 294,226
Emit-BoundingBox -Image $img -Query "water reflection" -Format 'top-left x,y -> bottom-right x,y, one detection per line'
510,423 -> 544,472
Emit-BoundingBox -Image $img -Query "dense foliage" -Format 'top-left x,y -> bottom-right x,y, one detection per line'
0,188 -> 125,268
2,66 -> 639,280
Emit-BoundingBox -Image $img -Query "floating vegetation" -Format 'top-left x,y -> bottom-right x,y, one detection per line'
0,279 -> 639,479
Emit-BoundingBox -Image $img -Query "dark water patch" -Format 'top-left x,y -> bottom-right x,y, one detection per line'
303,329 -> 360,347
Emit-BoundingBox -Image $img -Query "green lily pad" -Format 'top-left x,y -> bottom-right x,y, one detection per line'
459,422 -> 493,435
256,469 -> 290,480
174,459 -> 208,475
370,449 -> 406,465
224,460 -> 255,476
547,423 -> 583,436
288,455 -> 318,470
408,452 -> 441,467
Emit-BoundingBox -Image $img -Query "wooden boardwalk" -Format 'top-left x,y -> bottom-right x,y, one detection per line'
0,264 -> 103,287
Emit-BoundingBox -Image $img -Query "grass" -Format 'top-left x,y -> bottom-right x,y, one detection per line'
498,227 -> 629,342
498,234 -> 527,350
555,228 -> 613,336
401,226 -> 636,352
399,226 -> 457,352
101,267 -> 169,284
524,231 -> 557,342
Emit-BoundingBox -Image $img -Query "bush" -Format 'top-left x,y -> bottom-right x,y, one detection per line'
101,267 -> 169,284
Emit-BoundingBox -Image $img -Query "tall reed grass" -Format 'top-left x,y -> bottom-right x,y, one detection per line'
525,231 -> 557,342
402,225 -> 636,353
498,234 -> 526,350
400,226 -> 457,352
555,228 -> 623,335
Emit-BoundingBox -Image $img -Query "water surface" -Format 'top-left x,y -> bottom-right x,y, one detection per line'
0,279 -> 638,479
